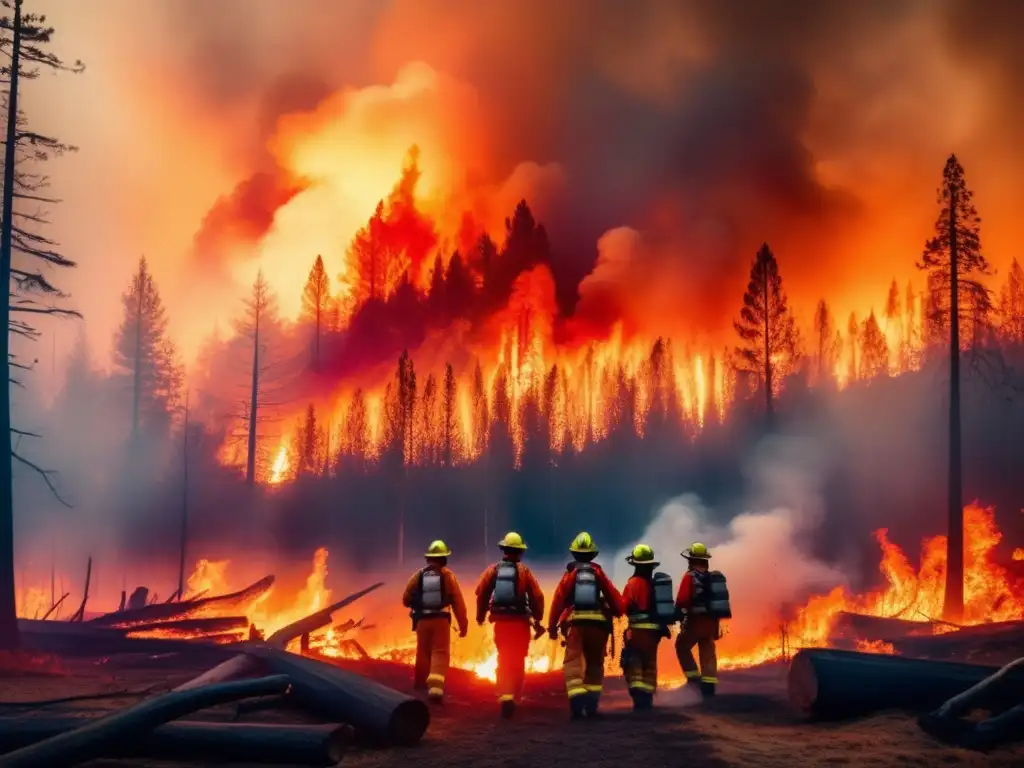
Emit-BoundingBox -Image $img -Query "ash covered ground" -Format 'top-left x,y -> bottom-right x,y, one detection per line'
1,654 -> 1021,768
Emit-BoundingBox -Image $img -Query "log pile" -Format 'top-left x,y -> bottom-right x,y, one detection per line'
0,578 -> 408,766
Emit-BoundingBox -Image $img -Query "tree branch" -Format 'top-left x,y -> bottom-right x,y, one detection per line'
11,449 -> 72,508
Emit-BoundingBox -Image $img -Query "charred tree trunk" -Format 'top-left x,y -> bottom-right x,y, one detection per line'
946,185 -> 964,623
0,675 -> 290,768
177,392 -> 190,600
763,261 -> 773,427
0,0 -> 24,653
788,648 -> 1024,719
0,720 -> 348,767
246,313 -> 260,486
131,276 -> 143,441
249,646 -> 429,746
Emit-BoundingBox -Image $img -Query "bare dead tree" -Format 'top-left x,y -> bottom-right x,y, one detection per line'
0,0 -> 82,649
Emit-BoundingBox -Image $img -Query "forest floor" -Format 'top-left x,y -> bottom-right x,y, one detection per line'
0,652 -> 1021,768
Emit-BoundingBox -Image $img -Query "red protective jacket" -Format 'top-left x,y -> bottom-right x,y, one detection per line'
547,561 -> 624,632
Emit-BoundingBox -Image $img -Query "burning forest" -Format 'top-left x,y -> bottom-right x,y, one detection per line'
3,0 -> 1024,764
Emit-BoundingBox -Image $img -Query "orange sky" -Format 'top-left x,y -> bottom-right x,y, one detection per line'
17,0 -> 1024,398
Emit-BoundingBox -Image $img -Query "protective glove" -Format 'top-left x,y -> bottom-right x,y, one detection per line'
458,625 -> 468,638
476,614 -> 486,627
547,625 -> 558,641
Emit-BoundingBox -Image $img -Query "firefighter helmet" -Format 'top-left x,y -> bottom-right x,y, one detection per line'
425,540 -> 452,558
626,543 -> 660,567
498,532 -> 527,550
569,531 -> 598,554
683,542 -> 711,560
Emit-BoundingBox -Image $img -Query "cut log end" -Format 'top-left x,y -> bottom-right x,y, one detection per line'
388,699 -> 430,746
788,651 -> 818,714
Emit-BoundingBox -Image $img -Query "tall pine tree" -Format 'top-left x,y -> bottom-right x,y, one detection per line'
859,311 -> 889,379
234,270 -> 280,486
301,255 -> 330,369
812,299 -> 840,385
997,258 -> 1024,345
733,244 -> 798,425
916,154 -> 992,622
113,257 -> 182,440
441,363 -> 459,467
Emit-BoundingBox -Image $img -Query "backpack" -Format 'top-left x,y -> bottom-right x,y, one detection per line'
418,567 -> 446,613
651,572 -> 677,622
490,561 -> 526,613
689,570 -> 731,619
572,563 -> 601,611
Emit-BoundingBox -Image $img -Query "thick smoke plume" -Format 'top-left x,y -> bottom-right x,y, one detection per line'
612,437 -> 849,651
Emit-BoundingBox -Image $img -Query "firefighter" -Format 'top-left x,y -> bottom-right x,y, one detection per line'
474,531 -> 546,719
402,540 -> 468,703
620,544 -> 673,711
675,542 -> 731,698
546,531 -> 625,719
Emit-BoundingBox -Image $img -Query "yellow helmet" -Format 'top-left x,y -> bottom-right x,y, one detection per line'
498,532 -> 527,550
683,542 -> 711,560
626,543 -> 659,566
569,531 -> 598,554
425,540 -> 452,558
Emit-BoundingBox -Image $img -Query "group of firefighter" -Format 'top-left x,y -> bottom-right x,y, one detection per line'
401,530 -> 731,719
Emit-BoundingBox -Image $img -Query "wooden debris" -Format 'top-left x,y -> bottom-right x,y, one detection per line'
0,719 -> 347,766
892,619 -> 1024,663
124,616 -> 249,639
250,645 -> 429,746
919,658 -> 1024,749
0,674 -> 291,768
40,594 -> 68,621
829,611 -> 940,643
788,648 -> 1024,718
68,557 -> 91,623
266,582 -> 383,649
88,575 -> 275,628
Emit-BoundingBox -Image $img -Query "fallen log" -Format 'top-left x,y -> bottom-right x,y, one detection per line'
250,645 -> 428,746
89,575 -> 275,628
16,619 -> 228,658
124,616 -> 249,639
0,674 -> 291,768
919,658 -> 1024,750
172,653 -> 265,692
829,612 -> 939,643
892,620 -> 1024,662
788,648 -> 1024,718
0,719 -> 347,766
266,582 -> 384,649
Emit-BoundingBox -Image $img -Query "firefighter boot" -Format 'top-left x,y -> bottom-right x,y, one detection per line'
584,693 -> 602,718
500,699 -> 516,720
569,695 -> 587,720
700,681 -> 717,699
633,691 -> 654,712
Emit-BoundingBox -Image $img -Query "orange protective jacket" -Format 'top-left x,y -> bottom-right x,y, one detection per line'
402,565 -> 469,632
474,559 -> 545,624
547,561 -> 624,632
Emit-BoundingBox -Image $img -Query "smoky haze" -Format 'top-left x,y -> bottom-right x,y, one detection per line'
9,1 -> 1024,637
20,0 -> 1024,369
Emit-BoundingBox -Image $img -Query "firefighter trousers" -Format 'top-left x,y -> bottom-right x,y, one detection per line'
414,616 -> 451,697
494,618 -> 532,703
623,628 -> 661,695
563,622 -> 609,701
675,615 -> 719,685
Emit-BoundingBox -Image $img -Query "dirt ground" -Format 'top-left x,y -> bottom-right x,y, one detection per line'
0,653 -> 1020,768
